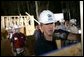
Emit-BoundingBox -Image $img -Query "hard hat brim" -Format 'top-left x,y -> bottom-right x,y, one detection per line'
40,20 -> 55,24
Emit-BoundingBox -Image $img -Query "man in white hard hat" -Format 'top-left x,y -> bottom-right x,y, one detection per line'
34,10 -> 81,56
11,25 -> 26,56
34,10 -> 57,55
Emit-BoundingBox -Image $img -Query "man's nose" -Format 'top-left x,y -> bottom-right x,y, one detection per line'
48,24 -> 54,28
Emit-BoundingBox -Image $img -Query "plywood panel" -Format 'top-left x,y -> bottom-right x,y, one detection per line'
43,43 -> 82,56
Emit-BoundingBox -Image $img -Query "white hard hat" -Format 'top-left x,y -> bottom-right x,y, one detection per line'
38,10 -> 56,24
70,19 -> 76,24
13,25 -> 20,29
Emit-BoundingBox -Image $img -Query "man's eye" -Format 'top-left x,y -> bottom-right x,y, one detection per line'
45,23 -> 49,25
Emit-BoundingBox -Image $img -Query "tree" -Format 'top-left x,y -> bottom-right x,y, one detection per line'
35,1 -> 39,19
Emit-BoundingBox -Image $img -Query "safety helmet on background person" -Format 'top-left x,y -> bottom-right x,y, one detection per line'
38,10 -> 57,24
70,19 -> 77,25
13,25 -> 21,29
12,25 -> 21,33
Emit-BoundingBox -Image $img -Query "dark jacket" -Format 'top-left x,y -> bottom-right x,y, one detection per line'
34,32 -> 57,55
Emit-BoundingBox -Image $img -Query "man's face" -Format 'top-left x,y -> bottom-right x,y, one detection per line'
40,23 -> 55,36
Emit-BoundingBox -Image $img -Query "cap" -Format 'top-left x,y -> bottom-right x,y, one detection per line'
13,25 -> 21,29
38,10 -> 56,24
70,19 -> 76,25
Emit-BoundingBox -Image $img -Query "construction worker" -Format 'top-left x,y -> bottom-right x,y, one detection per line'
69,19 -> 79,34
34,10 -> 81,56
34,10 -> 58,55
6,26 -> 14,42
11,25 -> 26,56
53,19 -> 81,46
64,19 -> 70,31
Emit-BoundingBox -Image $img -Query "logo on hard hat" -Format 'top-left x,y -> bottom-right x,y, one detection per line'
39,10 -> 56,24
48,14 -> 52,17
47,14 -> 53,21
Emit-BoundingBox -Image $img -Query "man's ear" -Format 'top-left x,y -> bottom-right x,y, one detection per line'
39,25 -> 43,33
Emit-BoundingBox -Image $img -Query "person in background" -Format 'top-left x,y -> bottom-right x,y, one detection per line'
65,19 -> 79,46
64,19 -> 70,31
55,19 -> 66,31
54,19 -> 67,47
54,19 -> 81,47
55,21 -> 61,30
6,26 -> 14,42
34,23 -> 42,40
11,25 -> 26,56
69,19 -> 79,34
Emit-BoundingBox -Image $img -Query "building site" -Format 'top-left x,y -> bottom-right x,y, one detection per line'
1,1 -> 83,56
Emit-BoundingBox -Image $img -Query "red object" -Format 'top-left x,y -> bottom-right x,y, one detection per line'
12,32 -> 26,48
